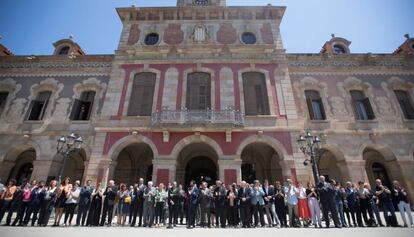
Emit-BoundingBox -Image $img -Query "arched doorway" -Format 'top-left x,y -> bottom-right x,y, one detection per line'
363,148 -> 395,189
185,156 -> 217,188
113,143 -> 153,185
62,149 -> 87,183
176,143 -> 218,188
7,148 -> 36,185
240,143 -> 282,184
317,149 -> 344,183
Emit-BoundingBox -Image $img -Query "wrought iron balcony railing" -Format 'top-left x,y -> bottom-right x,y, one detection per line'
151,109 -> 244,127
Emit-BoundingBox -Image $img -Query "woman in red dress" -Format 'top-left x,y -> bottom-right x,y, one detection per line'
298,182 -> 311,227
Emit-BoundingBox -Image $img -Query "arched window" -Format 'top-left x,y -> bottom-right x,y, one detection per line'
70,90 -> 96,121
144,33 -> 159,45
371,162 -> 391,188
127,73 -> 156,116
242,72 -> 270,115
241,32 -> 257,44
350,90 -> 375,120
0,91 -> 9,116
186,72 -> 211,110
333,44 -> 346,54
26,91 -> 52,120
58,46 -> 70,55
305,90 -> 326,120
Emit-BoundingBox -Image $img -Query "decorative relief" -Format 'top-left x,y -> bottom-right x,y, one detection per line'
190,24 -> 210,43
329,97 -> 349,117
217,23 -> 237,44
5,98 -> 27,123
375,97 -> 395,117
52,98 -> 71,121
164,24 -> 184,45
128,24 -> 141,45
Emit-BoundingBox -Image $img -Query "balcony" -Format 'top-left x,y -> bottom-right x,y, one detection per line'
151,109 -> 245,127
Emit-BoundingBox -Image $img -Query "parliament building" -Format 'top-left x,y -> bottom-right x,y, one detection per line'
1,0 -> 414,203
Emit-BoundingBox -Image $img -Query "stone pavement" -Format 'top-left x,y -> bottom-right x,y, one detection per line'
0,225 -> 413,237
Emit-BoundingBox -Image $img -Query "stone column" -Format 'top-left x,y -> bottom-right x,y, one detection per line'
152,157 -> 177,185
31,159 -> 61,182
278,159 -> 295,182
218,158 -> 242,184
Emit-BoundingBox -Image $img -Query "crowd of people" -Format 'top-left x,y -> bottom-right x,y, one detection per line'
0,175 -> 412,229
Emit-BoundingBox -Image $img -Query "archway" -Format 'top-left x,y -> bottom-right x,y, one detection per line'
113,143 -> 153,185
7,148 -> 36,185
62,149 -> 87,183
176,143 -> 219,187
363,147 -> 397,189
317,149 -> 344,183
185,156 -> 217,188
240,143 -> 282,184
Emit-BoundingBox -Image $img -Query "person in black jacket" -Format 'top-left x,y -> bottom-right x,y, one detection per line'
214,180 -> 227,228
317,176 -> 340,228
100,180 -> 117,226
186,181 -> 199,229
76,180 -> 93,226
167,181 -> 181,228
263,179 -> 276,227
86,182 -> 103,226
238,181 -> 251,228
130,178 -> 145,227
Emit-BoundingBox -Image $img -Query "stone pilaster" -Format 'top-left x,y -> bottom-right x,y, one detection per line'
218,158 -> 242,184
152,157 -> 177,185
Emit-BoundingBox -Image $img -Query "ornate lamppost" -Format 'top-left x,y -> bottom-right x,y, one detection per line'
56,133 -> 83,184
297,131 -> 322,185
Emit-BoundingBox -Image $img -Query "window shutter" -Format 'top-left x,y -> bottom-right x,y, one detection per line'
306,98 -> 315,120
70,99 -> 81,120
363,98 -> 375,120
319,100 -> 326,120
25,100 -> 36,120
39,99 -> 49,120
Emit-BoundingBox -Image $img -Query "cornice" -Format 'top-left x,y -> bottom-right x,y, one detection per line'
0,61 -> 112,69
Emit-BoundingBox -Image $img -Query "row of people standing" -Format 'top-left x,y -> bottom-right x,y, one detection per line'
0,176 -> 412,228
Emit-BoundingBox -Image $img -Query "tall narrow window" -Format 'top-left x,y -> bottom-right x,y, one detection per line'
394,90 -> 414,120
26,91 -> 52,121
186,72 -> 211,110
305,90 -> 326,120
0,91 -> 9,116
127,73 -> 156,116
243,72 -> 270,115
70,91 -> 96,121
350,90 -> 375,120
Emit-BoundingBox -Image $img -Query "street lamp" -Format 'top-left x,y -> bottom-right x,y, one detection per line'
56,133 -> 83,184
297,131 -> 322,185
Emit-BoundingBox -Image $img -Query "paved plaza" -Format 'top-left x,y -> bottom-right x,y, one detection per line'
0,225 -> 413,237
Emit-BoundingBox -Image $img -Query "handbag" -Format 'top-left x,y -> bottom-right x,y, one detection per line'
124,196 -> 132,204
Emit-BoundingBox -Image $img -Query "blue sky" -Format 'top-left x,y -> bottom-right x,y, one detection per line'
0,0 -> 413,55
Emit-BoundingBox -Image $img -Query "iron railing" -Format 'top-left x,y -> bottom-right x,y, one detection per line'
151,109 -> 244,127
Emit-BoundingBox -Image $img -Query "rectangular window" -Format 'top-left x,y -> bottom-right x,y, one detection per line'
127,73 -> 156,116
350,90 -> 375,120
243,72 -> 270,116
394,90 -> 414,120
305,90 -> 326,120
70,91 -> 96,121
27,91 -> 51,121
0,91 -> 9,116
186,73 -> 211,111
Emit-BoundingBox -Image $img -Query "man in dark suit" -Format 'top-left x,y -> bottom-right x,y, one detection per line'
317,175 -> 340,228
214,180 -> 227,228
76,180 -> 93,226
100,180 -> 117,226
167,181 -> 180,229
238,181 -> 252,228
187,181 -> 199,229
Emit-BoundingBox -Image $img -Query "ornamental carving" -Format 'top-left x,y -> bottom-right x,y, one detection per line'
329,97 -> 349,117
190,24 -> 210,43
5,98 -> 27,123
164,24 -> 184,45
217,23 -> 237,44
375,97 -> 395,117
